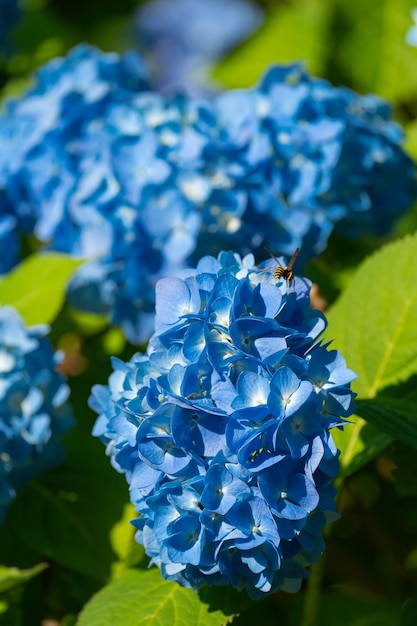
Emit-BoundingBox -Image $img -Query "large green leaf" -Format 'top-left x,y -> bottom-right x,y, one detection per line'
212,0 -> 331,89
0,253 -> 83,326
355,397 -> 417,451
325,232 -> 417,471
326,232 -> 417,399
77,568 -> 239,626
334,0 -> 417,100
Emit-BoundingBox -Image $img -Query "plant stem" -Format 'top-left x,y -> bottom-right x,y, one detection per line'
300,554 -> 325,626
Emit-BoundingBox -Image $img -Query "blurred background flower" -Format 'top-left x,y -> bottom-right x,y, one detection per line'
406,8 -> 417,46
0,305 -> 73,524
134,0 -> 263,97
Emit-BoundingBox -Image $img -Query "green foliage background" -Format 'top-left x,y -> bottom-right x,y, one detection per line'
2,1 -> 417,625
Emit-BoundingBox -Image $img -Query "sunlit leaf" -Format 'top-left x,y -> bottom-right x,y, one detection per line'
325,232 -> 417,471
0,253 -> 83,326
77,568 -> 239,626
334,0 -> 417,100
326,232 -> 417,399
212,0 -> 331,89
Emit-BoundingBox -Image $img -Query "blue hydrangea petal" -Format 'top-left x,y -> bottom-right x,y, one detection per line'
232,370 -> 270,409
200,463 -> 251,514
268,367 -> 315,418
259,463 -> 320,520
171,406 -> 227,458
155,277 -> 201,326
165,514 -> 205,566
226,497 -> 280,549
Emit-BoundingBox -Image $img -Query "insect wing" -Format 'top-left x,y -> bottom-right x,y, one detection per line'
263,245 -> 284,269
287,247 -> 299,272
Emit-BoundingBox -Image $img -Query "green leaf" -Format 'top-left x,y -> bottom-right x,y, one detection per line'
326,232 -> 417,399
0,253 -> 83,326
334,0 -> 417,100
0,352 -> 129,583
355,397 -> 417,452
212,0 -> 331,89
324,232 -> 417,472
0,564 -> 47,594
332,417 -> 392,476
77,568 -> 239,626
4,428 -> 129,582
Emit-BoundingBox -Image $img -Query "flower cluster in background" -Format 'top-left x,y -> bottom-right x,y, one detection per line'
0,306 -> 73,524
134,0 -> 263,97
1,44 -> 416,343
407,9 -> 417,46
90,251 -> 356,597
0,44 -> 150,275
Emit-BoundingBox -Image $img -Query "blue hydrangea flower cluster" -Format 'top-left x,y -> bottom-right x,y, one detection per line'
1,45 -> 416,343
135,0 -> 263,96
0,306 -> 73,524
0,44 -> 150,276
90,252 -> 356,597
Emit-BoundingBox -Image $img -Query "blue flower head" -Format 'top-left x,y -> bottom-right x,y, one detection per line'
0,43 -> 150,254
1,45 -> 415,342
90,251 -> 356,597
0,306 -> 74,524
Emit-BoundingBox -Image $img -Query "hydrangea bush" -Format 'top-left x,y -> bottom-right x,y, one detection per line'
2,3 -> 417,624
1,45 -> 416,343
0,306 -> 73,524
90,251 -> 356,597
